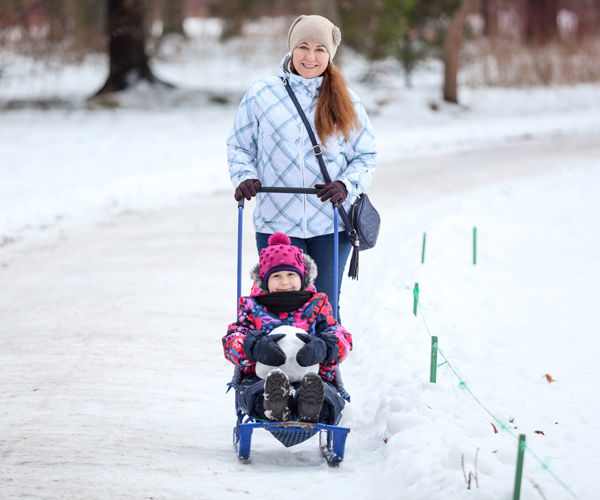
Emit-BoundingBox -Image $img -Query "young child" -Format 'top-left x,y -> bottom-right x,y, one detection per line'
223,232 -> 352,424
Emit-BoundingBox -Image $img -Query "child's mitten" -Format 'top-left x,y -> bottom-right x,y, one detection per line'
243,331 -> 287,366
295,333 -> 327,367
315,332 -> 339,363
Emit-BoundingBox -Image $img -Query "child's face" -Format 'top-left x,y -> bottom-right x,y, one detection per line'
267,271 -> 302,293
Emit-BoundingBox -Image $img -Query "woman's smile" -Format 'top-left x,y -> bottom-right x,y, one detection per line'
292,41 -> 329,79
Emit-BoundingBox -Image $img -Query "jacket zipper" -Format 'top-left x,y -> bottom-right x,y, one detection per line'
299,123 -> 308,238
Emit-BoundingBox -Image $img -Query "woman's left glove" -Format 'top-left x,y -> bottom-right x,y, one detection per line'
315,181 -> 347,205
243,330 -> 286,366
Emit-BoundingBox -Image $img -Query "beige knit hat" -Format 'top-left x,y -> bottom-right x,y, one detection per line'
287,15 -> 342,61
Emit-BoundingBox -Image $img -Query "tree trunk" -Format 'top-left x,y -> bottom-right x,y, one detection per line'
525,0 -> 558,45
95,0 -> 170,95
47,0 -> 68,43
402,32 -> 416,88
162,0 -> 186,36
443,0 -> 480,104
311,0 -> 342,26
481,0 -> 498,38
217,0 -> 246,40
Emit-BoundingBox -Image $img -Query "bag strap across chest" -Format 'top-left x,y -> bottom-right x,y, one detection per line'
282,78 -> 359,249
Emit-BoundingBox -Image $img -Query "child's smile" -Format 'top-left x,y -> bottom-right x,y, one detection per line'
268,271 -> 302,293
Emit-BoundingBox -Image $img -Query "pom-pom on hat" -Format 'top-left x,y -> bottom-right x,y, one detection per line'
287,14 -> 342,62
259,232 -> 306,284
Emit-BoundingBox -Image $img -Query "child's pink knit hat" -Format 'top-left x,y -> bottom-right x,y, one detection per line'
259,233 -> 306,283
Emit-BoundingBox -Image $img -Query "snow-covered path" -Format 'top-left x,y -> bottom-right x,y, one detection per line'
1,135 -> 599,499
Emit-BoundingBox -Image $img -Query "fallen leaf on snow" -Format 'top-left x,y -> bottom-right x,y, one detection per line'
534,430 -> 545,435
545,374 -> 558,383
491,423 -> 498,434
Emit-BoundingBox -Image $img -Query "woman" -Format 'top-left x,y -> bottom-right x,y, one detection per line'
227,14 -> 376,314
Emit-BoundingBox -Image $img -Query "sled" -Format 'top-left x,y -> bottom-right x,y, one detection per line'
228,366 -> 350,464
230,187 -> 351,465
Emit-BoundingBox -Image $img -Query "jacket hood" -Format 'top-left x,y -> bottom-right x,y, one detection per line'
250,251 -> 318,295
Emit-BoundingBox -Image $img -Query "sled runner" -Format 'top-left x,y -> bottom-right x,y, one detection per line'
229,187 -> 351,465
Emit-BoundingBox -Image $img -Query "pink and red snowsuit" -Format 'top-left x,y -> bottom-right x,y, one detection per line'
223,283 -> 352,383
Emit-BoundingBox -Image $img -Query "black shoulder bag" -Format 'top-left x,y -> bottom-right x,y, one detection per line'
282,78 -> 380,279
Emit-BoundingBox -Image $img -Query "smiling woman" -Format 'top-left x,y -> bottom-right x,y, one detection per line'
291,42 -> 329,79
226,14 -> 377,315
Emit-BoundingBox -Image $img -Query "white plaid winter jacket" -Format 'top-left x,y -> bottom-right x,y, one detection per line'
227,55 -> 376,239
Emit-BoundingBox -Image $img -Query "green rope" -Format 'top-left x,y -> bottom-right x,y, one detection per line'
418,302 -> 578,499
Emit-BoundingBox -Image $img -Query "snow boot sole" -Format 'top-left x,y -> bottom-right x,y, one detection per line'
298,373 -> 324,423
263,369 -> 291,421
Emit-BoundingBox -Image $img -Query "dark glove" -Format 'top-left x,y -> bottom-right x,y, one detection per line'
314,181 -> 347,205
295,333 -> 327,367
243,331 -> 286,366
234,179 -> 262,201
315,332 -> 339,364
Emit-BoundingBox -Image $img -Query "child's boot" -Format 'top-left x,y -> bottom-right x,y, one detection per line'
297,373 -> 324,423
263,369 -> 291,421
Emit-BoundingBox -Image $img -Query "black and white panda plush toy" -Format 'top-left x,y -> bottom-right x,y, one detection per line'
254,325 -> 320,383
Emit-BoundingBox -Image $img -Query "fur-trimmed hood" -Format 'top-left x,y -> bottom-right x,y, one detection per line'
250,253 -> 318,294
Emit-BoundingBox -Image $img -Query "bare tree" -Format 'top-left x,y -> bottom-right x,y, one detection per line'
161,0 -> 186,37
481,0 -> 499,37
207,0 -> 291,40
525,0 -> 558,45
443,0 -> 481,103
95,0 -> 170,96
311,0 -> 341,26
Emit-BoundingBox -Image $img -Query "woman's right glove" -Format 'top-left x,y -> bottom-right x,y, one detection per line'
242,330 -> 286,366
235,179 -> 262,201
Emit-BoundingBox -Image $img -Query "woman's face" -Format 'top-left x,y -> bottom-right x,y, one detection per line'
292,41 -> 329,79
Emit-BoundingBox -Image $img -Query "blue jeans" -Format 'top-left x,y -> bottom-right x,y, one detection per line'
256,232 -> 352,318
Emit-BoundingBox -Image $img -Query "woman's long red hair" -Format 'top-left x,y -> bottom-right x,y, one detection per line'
316,64 -> 359,143
290,61 -> 359,143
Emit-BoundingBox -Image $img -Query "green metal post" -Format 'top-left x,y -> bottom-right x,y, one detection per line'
473,227 -> 477,265
421,232 -> 426,264
413,282 -> 419,316
512,434 -> 526,500
430,336 -> 438,383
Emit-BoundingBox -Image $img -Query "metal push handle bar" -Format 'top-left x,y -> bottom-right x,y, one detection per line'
237,187 -> 319,207
259,187 -> 319,193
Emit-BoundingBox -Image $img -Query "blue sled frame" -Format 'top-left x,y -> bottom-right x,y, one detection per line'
232,187 -> 351,464
233,412 -> 351,464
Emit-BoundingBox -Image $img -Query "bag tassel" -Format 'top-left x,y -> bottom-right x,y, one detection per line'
348,241 -> 360,279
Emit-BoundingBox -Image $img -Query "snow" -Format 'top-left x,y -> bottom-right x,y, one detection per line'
1,17 -> 600,499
